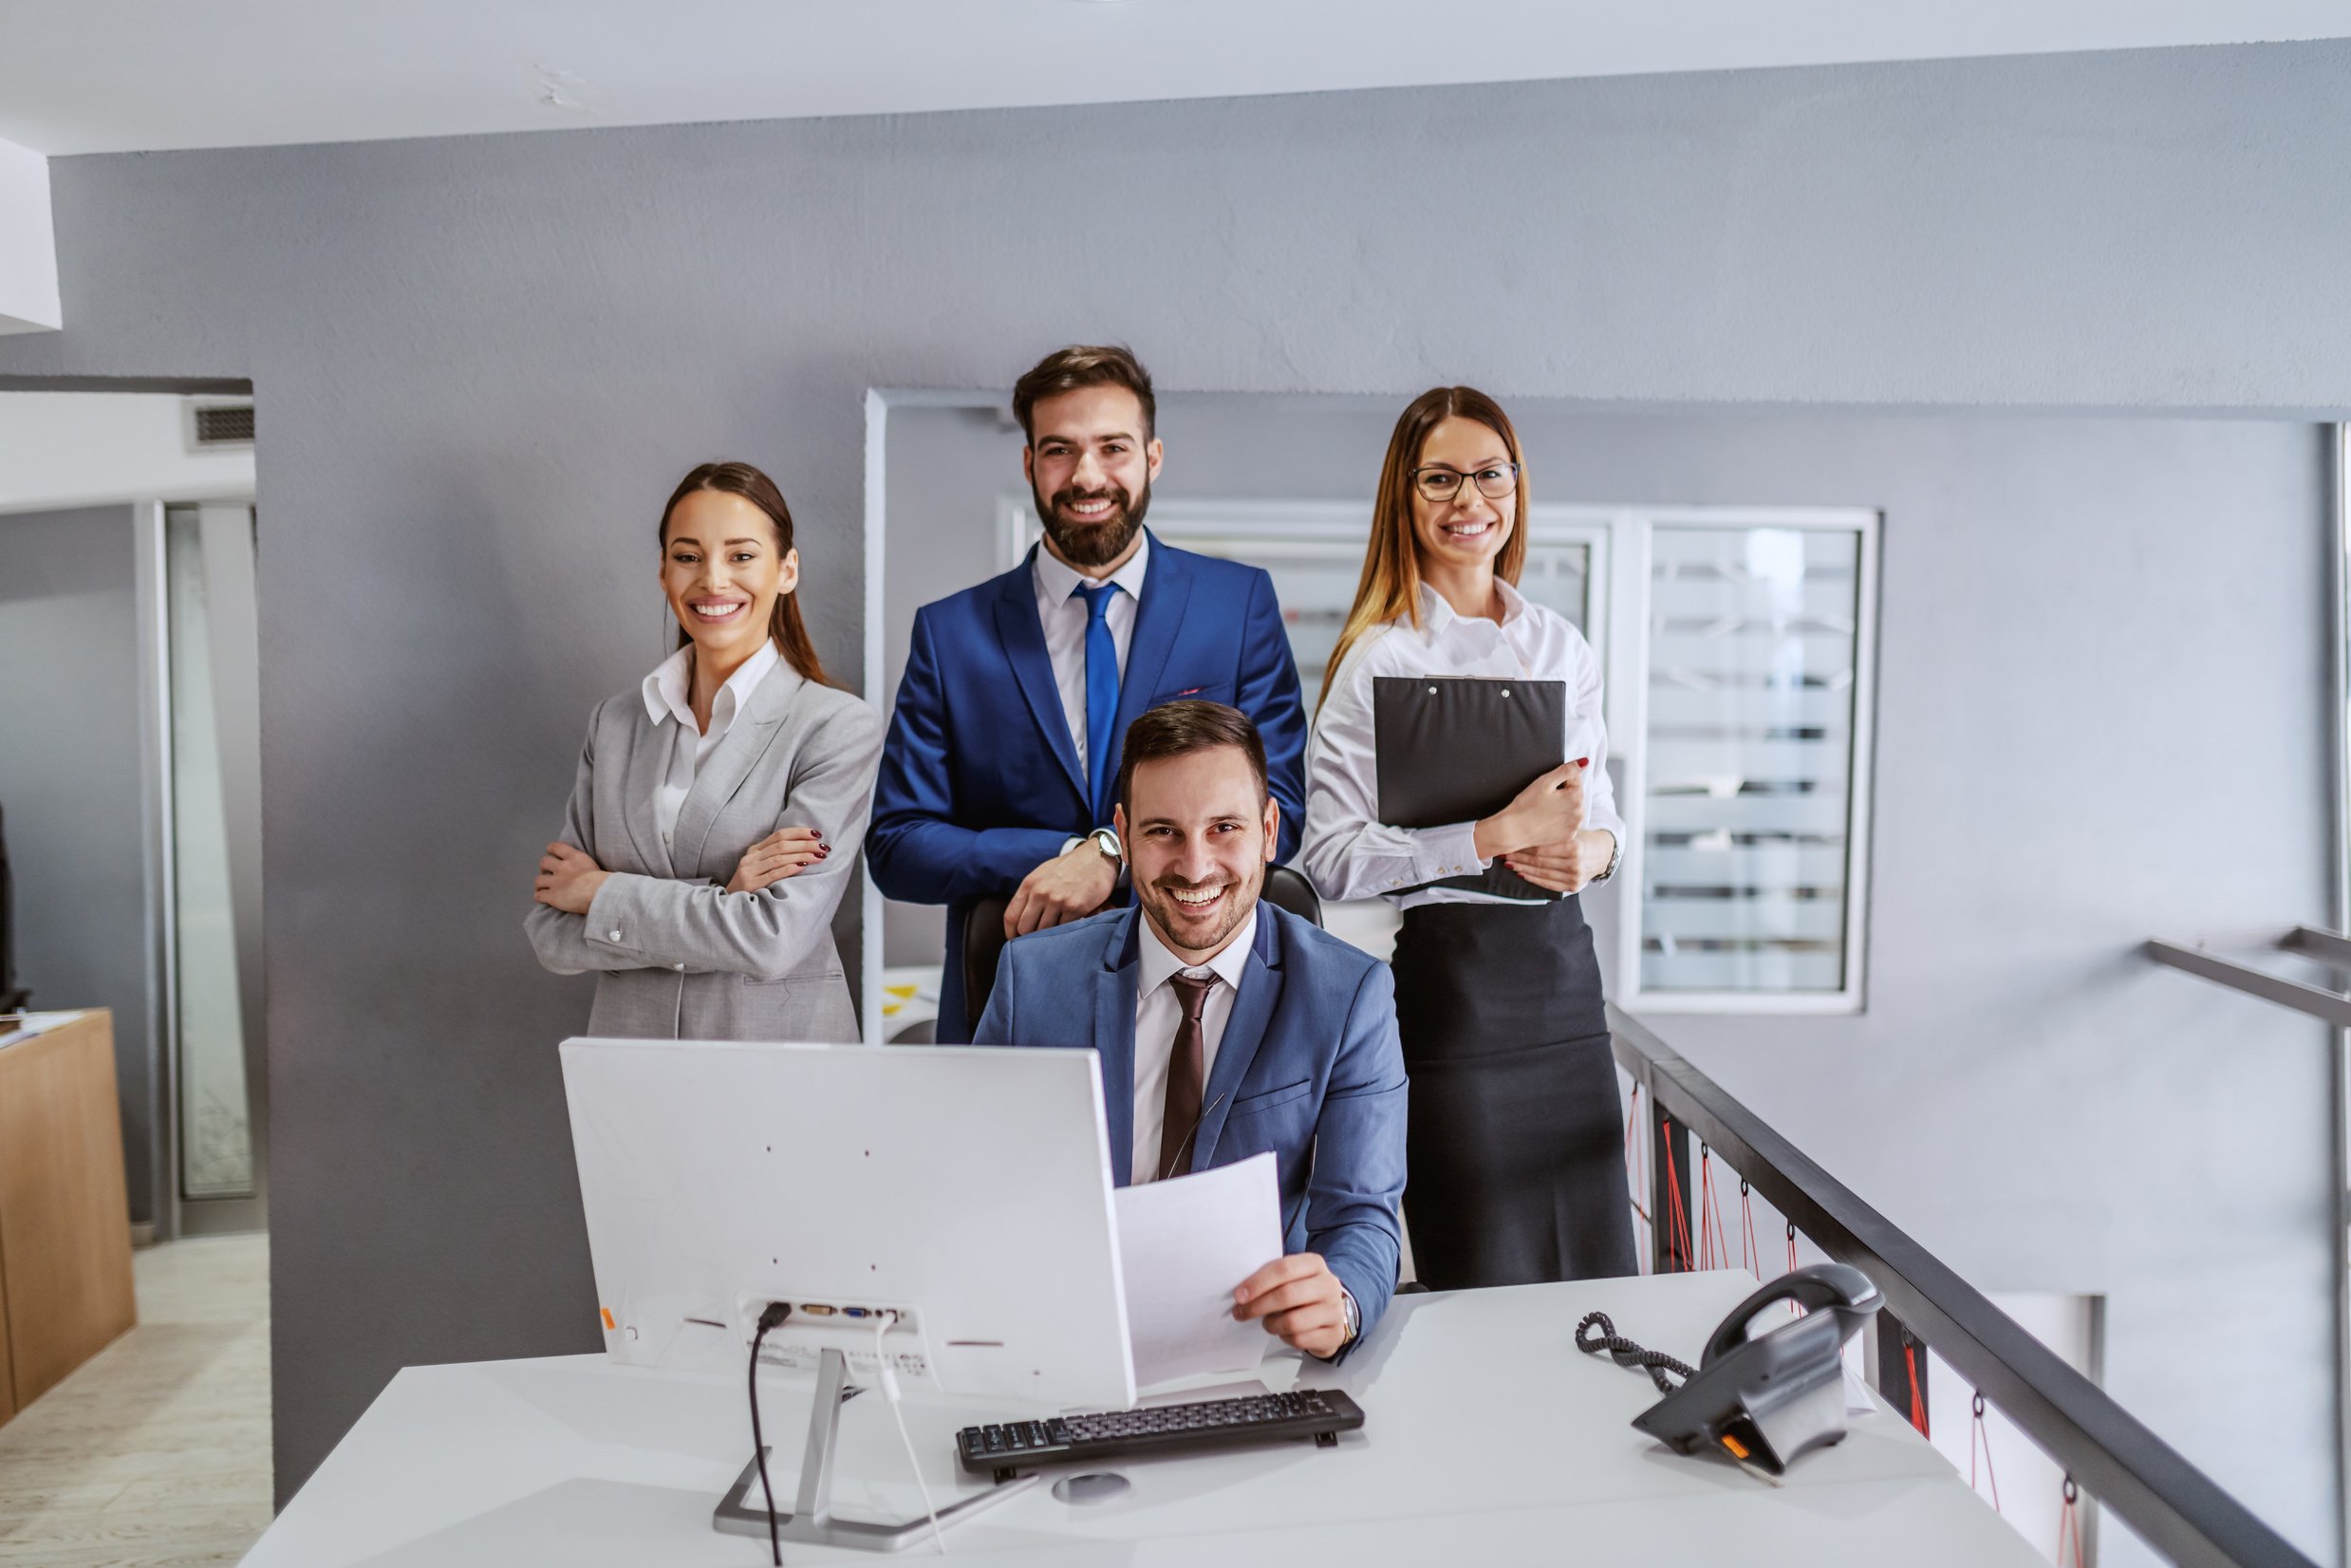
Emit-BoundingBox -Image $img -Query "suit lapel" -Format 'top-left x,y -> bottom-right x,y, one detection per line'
1195,907 -> 1282,1170
1106,536 -> 1190,794
618,702 -> 676,878
1096,911 -> 1141,1187
674,665 -> 806,874
993,556 -> 1090,805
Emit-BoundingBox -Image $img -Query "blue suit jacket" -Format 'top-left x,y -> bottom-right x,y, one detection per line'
972,903 -> 1408,1347
868,534 -> 1308,1041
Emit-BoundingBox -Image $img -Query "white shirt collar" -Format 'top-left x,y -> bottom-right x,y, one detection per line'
640,638 -> 782,728
1137,903 -> 1259,999
1413,577 -> 1528,640
1033,528 -> 1152,608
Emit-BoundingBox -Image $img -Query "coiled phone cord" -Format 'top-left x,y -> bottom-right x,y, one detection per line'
1576,1311 -> 1696,1396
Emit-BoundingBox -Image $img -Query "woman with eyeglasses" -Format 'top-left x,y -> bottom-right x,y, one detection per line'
1298,387 -> 1635,1289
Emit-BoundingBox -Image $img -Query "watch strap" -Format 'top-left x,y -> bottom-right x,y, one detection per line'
1593,831 -> 1624,885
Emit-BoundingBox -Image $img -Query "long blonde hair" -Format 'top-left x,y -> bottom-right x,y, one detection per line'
1317,386 -> 1531,712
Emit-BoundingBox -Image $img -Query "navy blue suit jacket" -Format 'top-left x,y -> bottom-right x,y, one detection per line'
972,904 -> 1408,1347
868,534 -> 1307,1040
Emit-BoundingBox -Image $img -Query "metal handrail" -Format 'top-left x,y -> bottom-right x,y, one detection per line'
2146,927 -> 2351,1028
1611,1002 -> 2318,1568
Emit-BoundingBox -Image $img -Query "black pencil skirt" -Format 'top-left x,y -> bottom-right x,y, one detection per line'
1391,895 -> 1638,1290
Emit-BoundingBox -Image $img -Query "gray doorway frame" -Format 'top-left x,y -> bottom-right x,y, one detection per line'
4,373 -> 264,1243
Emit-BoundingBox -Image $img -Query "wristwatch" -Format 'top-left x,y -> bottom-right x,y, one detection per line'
1338,1287 -> 1360,1349
1067,827 -> 1128,879
1592,831 -> 1623,885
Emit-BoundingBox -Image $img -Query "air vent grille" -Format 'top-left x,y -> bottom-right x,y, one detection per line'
193,404 -> 254,445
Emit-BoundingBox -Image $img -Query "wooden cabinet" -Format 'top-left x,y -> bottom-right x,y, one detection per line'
0,1009 -> 138,1423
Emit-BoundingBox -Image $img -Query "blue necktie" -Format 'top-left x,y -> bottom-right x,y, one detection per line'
1073,582 -> 1121,821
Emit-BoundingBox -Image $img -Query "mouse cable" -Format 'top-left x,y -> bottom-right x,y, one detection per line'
875,1310 -> 947,1554
1575,1310 -> 1695,1396
749,1300 -> 790,1566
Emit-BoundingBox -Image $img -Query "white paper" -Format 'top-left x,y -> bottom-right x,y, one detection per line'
1113,1151 -> 1286,1388
1,1010 -> 82,1038
1844,1362 -> 1877,1416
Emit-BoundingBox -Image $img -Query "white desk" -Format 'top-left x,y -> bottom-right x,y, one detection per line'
245,1271 -> 2042,1566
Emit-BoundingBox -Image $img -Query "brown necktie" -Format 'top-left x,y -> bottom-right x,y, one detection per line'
1159,972 -> 1216,1181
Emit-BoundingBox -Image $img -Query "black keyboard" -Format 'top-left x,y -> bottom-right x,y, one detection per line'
956,1388 -> 1365,1481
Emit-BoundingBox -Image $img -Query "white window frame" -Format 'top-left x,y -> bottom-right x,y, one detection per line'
991,493 -> 1875,1016
1616,505 -> 1880,1016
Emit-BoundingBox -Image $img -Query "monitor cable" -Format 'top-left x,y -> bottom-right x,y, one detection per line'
1575,1310 -> 1694,1395
875,1310 -> 947,1553
748,1300 -> 790,1566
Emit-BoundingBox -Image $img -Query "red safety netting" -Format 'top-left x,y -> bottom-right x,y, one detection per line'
1697,1146 -> 1729,1271
1902,1338 -> 1929,1436
1968,1392 -> 2001,1512
1624,1082 -> 1651,1273
1659,1117 -> 1695,1273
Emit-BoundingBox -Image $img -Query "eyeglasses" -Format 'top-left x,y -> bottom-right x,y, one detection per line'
1411,463 -> 1520,503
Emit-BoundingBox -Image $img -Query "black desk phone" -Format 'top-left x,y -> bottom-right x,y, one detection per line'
1577,1263 -> 1884,1479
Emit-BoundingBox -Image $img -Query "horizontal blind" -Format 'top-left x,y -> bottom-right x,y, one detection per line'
1640,525 -> 1861,994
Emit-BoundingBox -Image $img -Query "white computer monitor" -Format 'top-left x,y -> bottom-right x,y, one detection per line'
560,1036 -> 1136,1412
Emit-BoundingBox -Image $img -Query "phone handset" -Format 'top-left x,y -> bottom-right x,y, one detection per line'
1699,1262 -> 1883,1366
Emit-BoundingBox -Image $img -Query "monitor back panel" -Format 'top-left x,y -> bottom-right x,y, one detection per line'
561,1038 -> 1133,1411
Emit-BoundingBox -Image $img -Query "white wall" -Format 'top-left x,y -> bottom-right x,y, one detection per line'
0,139 -> 59,335
0,392 -> 254,513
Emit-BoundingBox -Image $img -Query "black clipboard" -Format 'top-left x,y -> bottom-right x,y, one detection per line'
1372,675 -> 1568,901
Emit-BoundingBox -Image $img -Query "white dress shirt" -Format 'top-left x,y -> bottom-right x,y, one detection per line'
640,639 -> 782,856
1130,905 -> 1256,1185
1031,531 -> 1151,775
1299,581 -> 1626,908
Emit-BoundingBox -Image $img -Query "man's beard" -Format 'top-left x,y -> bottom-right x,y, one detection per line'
1139,864 -> 1261,959
1036,473 -> 1150,569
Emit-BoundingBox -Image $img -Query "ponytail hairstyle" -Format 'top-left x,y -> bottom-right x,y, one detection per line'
1316,386 -> 1529,714
659,461 -> 830,687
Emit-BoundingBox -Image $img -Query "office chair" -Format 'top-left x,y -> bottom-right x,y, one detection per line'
0,802 -> 28,1013
961,866 -> 1325,1036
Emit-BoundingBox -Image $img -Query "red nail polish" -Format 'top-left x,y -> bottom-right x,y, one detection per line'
1576,757 -> 1590,767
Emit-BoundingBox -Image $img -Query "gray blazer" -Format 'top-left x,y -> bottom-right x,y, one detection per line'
525,663 -> 885,1042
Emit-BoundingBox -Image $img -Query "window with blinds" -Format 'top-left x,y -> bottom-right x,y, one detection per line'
1633,517 -> 1875,1005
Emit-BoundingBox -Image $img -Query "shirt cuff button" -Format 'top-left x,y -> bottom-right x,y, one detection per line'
674,962 -> 685,971
607,928 -> 622,941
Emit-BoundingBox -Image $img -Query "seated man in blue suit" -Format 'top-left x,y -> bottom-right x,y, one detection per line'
975,701 -> 1406,1359
869,345 -> 1307,1041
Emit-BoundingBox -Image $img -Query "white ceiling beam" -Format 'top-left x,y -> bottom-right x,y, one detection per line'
0,139 -> 60,335
1,2 -> 2348,157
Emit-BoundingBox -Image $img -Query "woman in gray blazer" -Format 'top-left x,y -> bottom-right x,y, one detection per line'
526,461 -> 884,1041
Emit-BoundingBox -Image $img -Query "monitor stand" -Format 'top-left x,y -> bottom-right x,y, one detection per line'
711,1347 -> 1042,1550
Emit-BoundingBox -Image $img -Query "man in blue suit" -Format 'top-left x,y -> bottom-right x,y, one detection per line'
975,702 -> 1406,1358
868,345 -> 1307,1042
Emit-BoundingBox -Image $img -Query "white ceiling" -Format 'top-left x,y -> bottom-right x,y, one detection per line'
3,0 -> 2349,157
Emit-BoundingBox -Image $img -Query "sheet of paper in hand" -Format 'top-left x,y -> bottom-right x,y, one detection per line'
1113,1151 -> 1286,1388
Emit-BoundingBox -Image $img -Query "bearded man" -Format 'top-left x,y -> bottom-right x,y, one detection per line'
972,700 -> 1404,1359
871,345 -> 1308,1042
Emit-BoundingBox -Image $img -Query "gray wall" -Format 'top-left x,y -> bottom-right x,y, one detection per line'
0,505 -> 158,1224
5,38 -> 2351,1542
